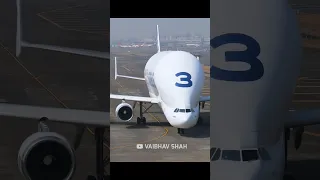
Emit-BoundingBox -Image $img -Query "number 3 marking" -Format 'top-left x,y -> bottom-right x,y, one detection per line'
210,33 -> 264,82
175,72 -> 193,87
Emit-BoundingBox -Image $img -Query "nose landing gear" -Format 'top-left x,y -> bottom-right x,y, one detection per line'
177,128 -> 185,135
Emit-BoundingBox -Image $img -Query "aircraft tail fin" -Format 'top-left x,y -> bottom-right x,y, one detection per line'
156,25 -> 161,53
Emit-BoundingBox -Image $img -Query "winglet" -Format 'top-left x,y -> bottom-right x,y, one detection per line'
16,0 -> 22,57
112,57 -> 145,81
114,56 -> 118,80
156,25 -> 161,53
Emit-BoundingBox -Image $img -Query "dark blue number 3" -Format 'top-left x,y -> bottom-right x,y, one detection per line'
210,33 -> 264,82
175,72 -> 192,87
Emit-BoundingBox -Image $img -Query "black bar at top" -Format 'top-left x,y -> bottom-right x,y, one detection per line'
110,0 -> 210,18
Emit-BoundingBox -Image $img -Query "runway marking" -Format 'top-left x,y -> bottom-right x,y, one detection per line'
298,77 -> 308,82
37,13 -> 64,29
115,81 -> 123,88
37,5 -> 107,36
110,82 -> 169,150
121,66 -> 131,72
0,42 -> 109,150
291,77 -> 320,102
293,77 -> 320,137
304,131 -> 320,137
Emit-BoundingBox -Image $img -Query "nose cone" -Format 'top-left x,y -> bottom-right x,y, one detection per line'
168,113 -> 198,128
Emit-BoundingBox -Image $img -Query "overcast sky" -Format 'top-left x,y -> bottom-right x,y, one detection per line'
110,18 -> 209,41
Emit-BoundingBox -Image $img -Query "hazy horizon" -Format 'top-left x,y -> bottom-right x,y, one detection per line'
110,18 -> 209,41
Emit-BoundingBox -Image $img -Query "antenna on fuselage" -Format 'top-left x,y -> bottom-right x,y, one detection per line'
156,25 -> 161,53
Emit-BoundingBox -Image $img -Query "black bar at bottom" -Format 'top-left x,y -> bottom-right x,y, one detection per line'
111,162 -> 209,178
95,128 -> 105,180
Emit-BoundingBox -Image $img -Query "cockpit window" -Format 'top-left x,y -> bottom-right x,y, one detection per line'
212,148 -> 221,161
174,108 -> 194,113
242,150 -> 259,161
210,147 -> 216,160
221,150 -> 241,161
258,148 -> 271,160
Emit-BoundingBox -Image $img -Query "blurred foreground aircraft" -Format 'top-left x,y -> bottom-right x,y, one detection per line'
210,0 -> 319,180
0,0 -> 110,180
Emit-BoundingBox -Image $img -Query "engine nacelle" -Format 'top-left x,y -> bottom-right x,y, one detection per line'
18,132 -> 76,180
115,102 -> 133,121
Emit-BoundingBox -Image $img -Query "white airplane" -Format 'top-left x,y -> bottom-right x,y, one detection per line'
2,1 -> 110,179
110,25 -> 210,134
210,0 -> 319,180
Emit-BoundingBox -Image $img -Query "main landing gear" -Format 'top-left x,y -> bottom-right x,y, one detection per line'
134,102 -> 153,125
86,128 -> 109,180
283,128 -> 297,180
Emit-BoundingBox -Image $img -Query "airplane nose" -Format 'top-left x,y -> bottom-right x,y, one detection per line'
168,113 -> 197,128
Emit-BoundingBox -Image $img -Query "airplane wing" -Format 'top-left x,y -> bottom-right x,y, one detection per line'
200,96 -> 210,102
21,41 -> 109,59
0,103 -> 109,127
286,109 -> 320,128
110,94 -> 159,103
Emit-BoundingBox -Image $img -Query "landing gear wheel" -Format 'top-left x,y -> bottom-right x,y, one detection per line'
137,102 -> 147,125
137,117 -> 146,125
177,128 -> 185,134
141,117 -> 146,124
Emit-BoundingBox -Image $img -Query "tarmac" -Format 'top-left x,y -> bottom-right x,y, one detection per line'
0,0 -> 109,179
287,47 -> 320,179
287,8 -> 320,180
109,50 -> 210,162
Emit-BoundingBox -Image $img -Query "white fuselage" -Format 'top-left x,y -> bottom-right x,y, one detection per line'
143,51 -> 205,129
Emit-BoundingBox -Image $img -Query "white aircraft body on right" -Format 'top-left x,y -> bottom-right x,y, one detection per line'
210,0 -> 320,180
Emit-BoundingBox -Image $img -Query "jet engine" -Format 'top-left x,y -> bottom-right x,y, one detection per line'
18,132 -> 76,180
115,102 -> 133,121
